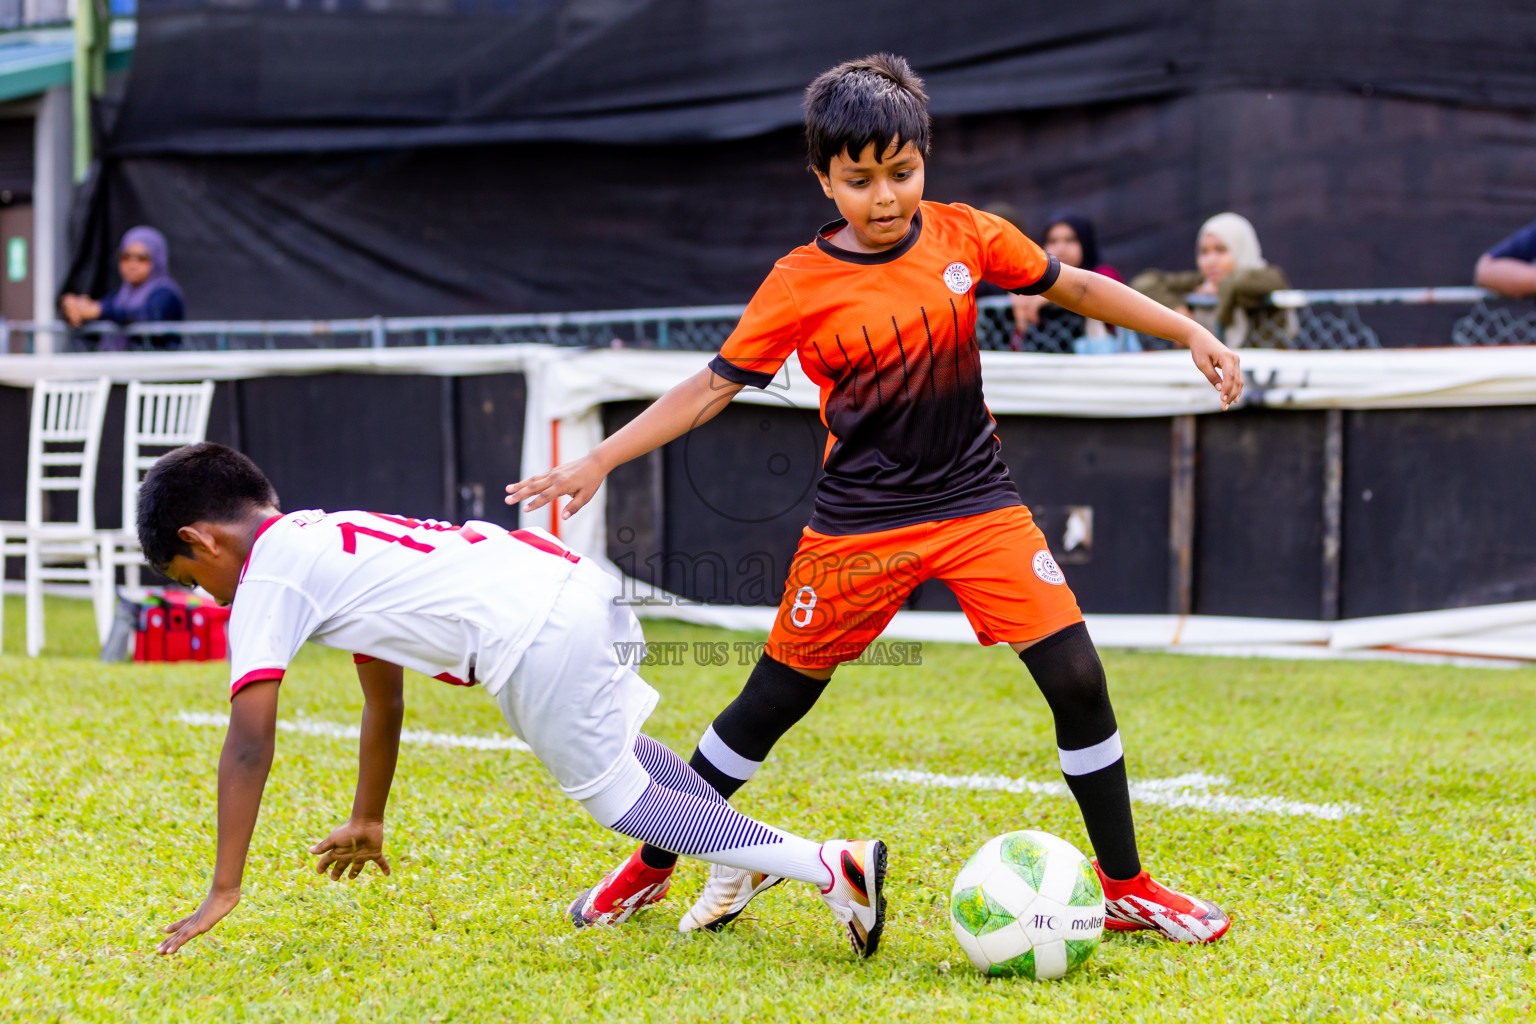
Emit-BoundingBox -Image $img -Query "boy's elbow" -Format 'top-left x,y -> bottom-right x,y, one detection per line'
223,711 -> 278,767
1062,272 -> 1095,308
232,739 -> 273,771
224,729 -> 275,773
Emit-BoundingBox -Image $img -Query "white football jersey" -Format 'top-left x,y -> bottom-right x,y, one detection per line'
226,510 -> 582,698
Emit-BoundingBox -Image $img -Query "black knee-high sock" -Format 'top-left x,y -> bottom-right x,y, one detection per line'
1019,623 -> 1141,880
638,654 -> 828,870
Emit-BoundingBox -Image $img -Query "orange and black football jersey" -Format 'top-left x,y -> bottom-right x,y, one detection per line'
709,200 -> 1060,536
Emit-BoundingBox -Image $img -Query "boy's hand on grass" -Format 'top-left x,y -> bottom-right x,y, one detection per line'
311,819 -> 390,881
505,453 -> 606,520
157,887 -> 240,955
1189,332 -> 1243,410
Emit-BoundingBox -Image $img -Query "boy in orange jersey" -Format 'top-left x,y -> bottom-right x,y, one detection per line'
509,54 -> 1241,944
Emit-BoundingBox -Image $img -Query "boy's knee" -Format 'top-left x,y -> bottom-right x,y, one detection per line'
577,751 -> 651,830
711,653 -> 829,762
1018,622 -> 1116,747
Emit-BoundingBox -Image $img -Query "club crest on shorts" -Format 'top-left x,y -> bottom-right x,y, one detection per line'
1032,550 -> 1066,586
942,261 -> 973,294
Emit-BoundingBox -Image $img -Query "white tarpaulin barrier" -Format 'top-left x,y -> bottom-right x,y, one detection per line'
12,343 -> 1536,408
7,344 -> 1536,665
633,592 -> 1536,666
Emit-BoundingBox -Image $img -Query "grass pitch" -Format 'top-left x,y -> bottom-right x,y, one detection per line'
2,595 -> 1535,1022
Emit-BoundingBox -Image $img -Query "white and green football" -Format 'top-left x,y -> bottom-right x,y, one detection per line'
949,829 -> 1104,980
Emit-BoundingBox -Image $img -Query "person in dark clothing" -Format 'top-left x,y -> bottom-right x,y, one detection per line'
62,226 -> 186,350
1011,211 -> 1129,351
1474,220 -> 1536,298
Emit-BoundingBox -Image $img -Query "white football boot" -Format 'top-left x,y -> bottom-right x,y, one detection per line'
678,865 -> 786,933
817,839 -> 888,958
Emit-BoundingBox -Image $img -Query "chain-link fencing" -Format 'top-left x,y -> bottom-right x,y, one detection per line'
1450,301 -> 1536,347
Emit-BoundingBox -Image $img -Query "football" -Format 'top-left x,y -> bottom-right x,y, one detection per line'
949,830 -> 1105,980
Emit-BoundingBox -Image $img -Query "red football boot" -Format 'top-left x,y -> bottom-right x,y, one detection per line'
568,847 -> 674,928
1093,859 -> 1231,944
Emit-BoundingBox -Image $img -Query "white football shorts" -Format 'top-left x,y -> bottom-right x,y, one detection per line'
490,557 -> 659,804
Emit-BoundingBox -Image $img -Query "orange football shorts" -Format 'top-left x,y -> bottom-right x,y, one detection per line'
764,504 -> 1084,671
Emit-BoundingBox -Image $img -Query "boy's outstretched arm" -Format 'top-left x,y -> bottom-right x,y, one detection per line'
1045,264 -> 1244,410
158,679 -> 281,955
310,658 -> 405,880
507,367 -> 745,517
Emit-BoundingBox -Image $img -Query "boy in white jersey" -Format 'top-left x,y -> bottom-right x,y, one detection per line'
142,443 -> 886,958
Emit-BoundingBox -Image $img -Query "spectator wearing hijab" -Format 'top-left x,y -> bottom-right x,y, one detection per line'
1010,211 -> 1126,350
61,226 -> 186,350
1132,212 -> 1293,349
1474,220 -> 1536,297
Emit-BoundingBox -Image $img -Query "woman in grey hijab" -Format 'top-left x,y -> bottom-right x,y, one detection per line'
1132,213 -> 1294,348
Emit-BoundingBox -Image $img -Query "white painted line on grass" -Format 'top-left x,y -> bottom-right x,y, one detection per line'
1160,643 -> 1529,670
867,768 -> 1360,821
173,711 -> 531,753
174,713 -> 1356,818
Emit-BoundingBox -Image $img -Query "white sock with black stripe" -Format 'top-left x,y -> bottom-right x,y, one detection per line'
584,736 -> 831,888
638,655 -> 829,871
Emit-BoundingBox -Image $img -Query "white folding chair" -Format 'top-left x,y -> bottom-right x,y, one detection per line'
0,378 -> 112,656
99,380 -> 217,598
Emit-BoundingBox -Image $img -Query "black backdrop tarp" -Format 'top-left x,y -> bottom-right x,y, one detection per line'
109,0 -> 1536,152
67,0 -> 1536,318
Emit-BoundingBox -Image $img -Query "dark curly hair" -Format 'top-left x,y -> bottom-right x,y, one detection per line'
803,53 -> 930,175
137,442 -> 279,571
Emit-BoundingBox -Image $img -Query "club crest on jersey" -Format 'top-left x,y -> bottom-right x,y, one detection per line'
1032,550 -> 1066,586
942,261 -> 973,294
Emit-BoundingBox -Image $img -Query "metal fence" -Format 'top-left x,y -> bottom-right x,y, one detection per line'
6,287 -> 1534,355
6,305 -> 754,353
1186,286 -> 1536,351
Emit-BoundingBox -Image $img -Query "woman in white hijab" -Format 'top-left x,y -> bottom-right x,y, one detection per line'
1132,212 -> 1294,348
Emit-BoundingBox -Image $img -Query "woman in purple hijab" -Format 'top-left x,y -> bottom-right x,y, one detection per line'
62,226 -> 186,350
